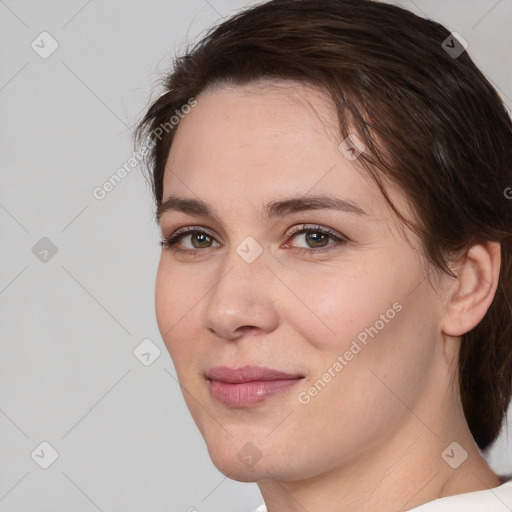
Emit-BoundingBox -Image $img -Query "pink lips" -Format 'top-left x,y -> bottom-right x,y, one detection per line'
206,365 -> 304,408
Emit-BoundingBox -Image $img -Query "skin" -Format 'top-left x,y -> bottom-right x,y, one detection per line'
155,79 -> 502,512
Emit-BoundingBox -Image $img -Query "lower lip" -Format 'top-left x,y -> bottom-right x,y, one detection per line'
209,378 -> 303,407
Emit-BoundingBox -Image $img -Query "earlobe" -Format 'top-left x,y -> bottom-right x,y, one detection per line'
441,241 -> 501,337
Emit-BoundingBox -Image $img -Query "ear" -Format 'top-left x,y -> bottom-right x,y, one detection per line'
442,240 -> 501,337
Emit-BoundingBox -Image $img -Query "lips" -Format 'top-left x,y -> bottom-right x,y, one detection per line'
206,365 -> 303,383
206,365 -> 305,407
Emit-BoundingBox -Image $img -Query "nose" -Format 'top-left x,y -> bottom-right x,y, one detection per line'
202,246 -> 280,341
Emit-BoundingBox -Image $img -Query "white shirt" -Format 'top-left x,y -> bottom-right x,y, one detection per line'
252,478 -> 512,511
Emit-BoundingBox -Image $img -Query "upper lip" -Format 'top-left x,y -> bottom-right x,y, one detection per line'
206,365 -> 304,383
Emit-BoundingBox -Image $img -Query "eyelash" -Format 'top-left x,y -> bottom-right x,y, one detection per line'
159,224 -> 348,256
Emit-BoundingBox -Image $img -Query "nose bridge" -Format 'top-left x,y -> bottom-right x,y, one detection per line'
202,238 -> 278,339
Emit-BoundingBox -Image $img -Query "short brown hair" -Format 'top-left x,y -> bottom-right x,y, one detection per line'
135,0 -> 512,451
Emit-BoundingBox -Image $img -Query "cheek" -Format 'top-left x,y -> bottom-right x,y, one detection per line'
282,264 -> 395,355
284,256 -> 438,403
155,259 -> 198,360
155,261 -> 174,342
289,261 -> 439,419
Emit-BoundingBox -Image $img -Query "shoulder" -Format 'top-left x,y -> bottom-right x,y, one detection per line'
407,478 -> 512,512
251,479 -> 512,512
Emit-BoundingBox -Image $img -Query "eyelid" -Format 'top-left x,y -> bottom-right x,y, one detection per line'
285,223 -> 348,244
165,225 -> 217,239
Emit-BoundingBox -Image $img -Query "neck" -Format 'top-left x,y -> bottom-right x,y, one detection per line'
257,374 -> 500,512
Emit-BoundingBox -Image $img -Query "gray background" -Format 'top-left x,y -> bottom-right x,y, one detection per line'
0,1 -> 511,511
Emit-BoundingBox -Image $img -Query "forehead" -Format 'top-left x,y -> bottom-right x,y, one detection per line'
189,79 -> 342,147
162,79 -> 413,227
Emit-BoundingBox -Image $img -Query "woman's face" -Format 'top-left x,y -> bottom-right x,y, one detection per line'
155,80 -> 446,481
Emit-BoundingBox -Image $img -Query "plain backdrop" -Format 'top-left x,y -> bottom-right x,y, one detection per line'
0,1 -> 511,511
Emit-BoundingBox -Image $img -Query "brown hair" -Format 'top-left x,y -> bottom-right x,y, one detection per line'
135,0 -> 512,451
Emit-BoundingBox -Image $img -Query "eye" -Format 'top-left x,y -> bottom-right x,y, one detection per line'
160,227 -> 219,253
284,224 -> 348,254
160,224 -> 348,255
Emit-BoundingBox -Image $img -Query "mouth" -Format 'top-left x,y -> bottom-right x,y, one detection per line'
205,365 -> 305,408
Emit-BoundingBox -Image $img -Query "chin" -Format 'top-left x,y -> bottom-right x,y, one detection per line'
208,450 -> 267,482
206,439 -> 307,483
202,433 -> 272,479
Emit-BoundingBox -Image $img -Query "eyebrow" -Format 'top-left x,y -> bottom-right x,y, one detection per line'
156,195 -> 367,223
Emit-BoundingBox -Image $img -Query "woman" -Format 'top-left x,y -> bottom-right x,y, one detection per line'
135,0 -> 512,510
